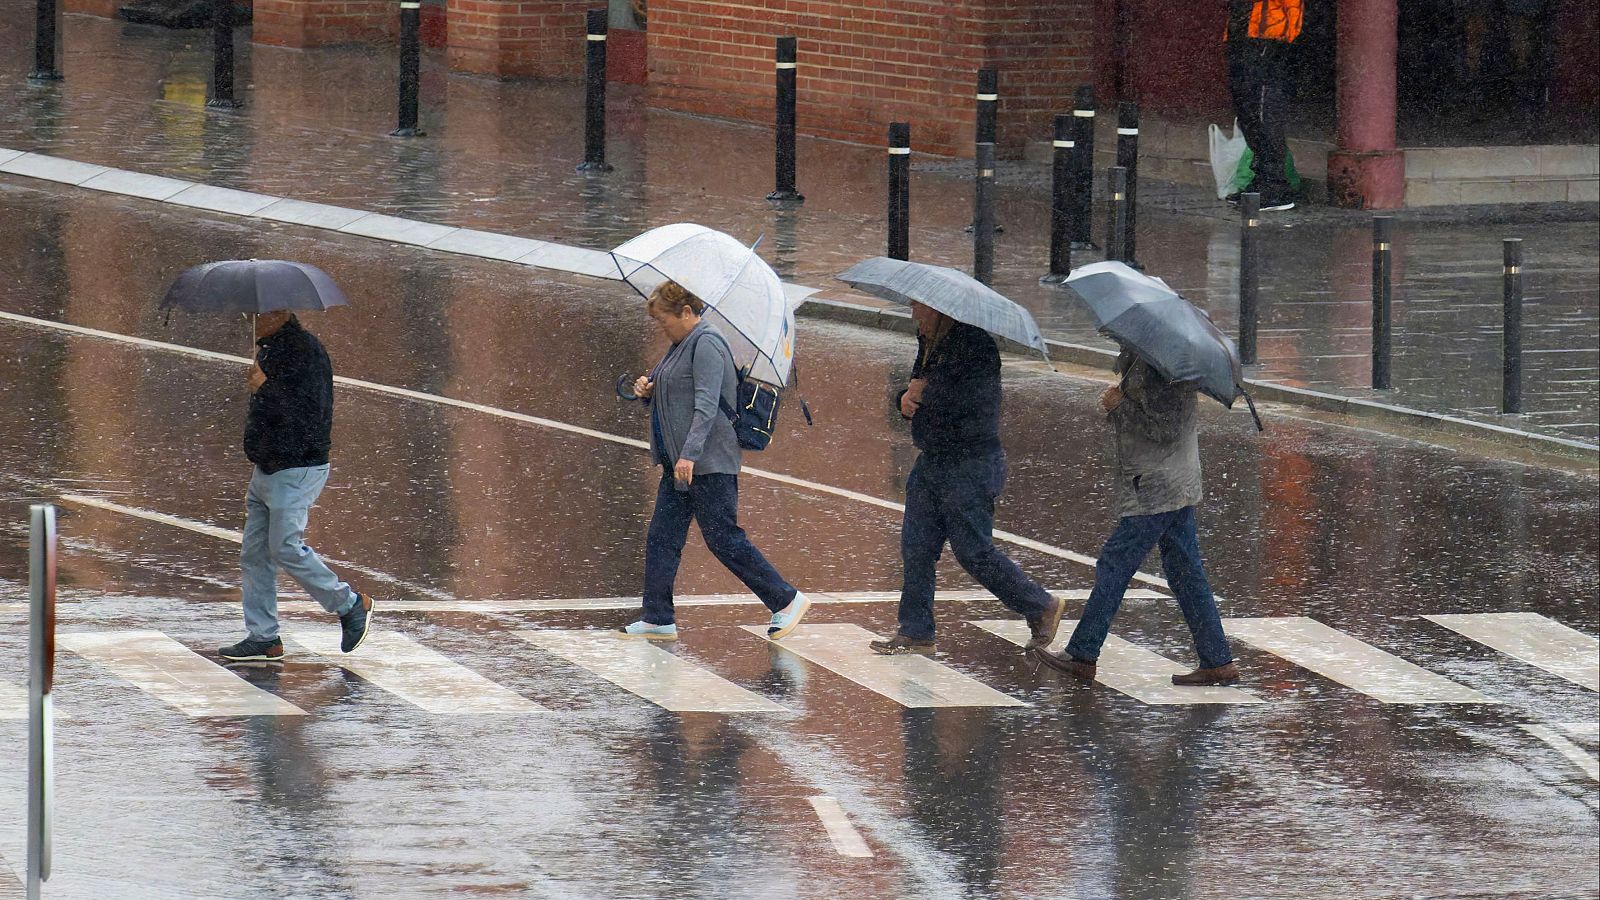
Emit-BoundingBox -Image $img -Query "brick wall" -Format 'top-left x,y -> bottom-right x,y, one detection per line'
645,0 -> 1098,158
446,0 -> 592,80
254,0 -> 396,47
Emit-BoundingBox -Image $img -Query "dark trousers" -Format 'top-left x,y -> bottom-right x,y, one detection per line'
1228,38 -> 1293,198
898,452 -> 1054,640
643,471 -> 796,625
1064,506 -> 1234,670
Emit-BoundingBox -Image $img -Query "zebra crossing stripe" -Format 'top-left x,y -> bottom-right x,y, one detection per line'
741,624 -> 1025,708
1519,725 -> 1600,781
1424,613 -> 1599,692
265,589 -> 1159,614
58,631 -> 305,716
0,679 -> 26,719
283,631 -> 544,714
970,620 -> 1262,705
1223,617 -> 1496,704
514,630 -> 784,713
809,796 -> 874,857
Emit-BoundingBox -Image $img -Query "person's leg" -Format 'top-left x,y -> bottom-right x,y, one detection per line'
1063,513 -> 1168,663
896,459 -> 946,641
1228,47 -> 1268,192
1156,507 -> 1235,669
691,474 -> 796,613
263,465 -> 358,618
642,471 -> 694,625
940,454 -> 1054,621
1251,41 -> 1292,199
239,468 -> 281,642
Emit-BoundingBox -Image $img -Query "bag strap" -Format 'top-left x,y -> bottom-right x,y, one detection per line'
686,328 -> 741,424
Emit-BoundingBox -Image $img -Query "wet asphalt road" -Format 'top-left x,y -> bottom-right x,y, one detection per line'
0,179 -> 1596,898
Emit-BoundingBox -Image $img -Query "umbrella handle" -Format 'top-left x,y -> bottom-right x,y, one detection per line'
1240,386 -> 1265,433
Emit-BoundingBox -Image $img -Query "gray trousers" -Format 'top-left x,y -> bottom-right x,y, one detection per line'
241,464 -> 356,642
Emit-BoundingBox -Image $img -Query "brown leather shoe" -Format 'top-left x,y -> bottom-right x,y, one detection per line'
1031,647 -> 1097,681
1171,662 -> 1240,686
1025,595 -> 1066,649
870,633 -> 936,656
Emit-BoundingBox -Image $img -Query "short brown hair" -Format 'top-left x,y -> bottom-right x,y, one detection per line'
648,281 -> 705,317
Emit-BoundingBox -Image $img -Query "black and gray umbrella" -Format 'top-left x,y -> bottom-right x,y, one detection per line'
1065,261 -> 1262,428
160,259 -> 348,315
837,257 -> 1050,361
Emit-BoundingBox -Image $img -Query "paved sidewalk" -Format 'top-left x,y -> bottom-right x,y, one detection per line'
1,8 -> 1596,444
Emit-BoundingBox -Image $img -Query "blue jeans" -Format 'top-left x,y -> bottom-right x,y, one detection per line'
1065,506 -> 1234,670
241,465 -> 358,642
643,472 -> 796,625
898,452 -> 1054,641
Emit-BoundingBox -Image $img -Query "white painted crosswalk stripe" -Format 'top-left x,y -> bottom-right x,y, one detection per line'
1424,613 -> 1599,692
971,620 -> 1262,705
1519,725 -> 1600,781
809,796 -> 874,857
742,624 -> 1025,708
1224,617 -> 1496,704
58,631 -> 305,716
283,631 -> 544,714
514,630 -> 783,713
0,679 -> 27,719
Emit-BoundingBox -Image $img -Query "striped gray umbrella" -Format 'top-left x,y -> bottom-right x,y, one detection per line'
837,257 -> 1050,361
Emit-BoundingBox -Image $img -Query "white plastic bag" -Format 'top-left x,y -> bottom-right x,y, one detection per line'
1208,119 -> 1249,199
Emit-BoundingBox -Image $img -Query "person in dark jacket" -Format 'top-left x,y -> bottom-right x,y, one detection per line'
871,303 -> 1065,655
219,311 -> 373,661
1032,348 -> 1238,685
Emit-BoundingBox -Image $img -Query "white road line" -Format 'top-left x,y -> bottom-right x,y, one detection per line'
1520,725 -> 1600,781
971,619 -> 1262,705
1424,612 -> 1599,692
742,623 -> 1026,708
58,630 -> 306,716
1224,617 -> 1496,705
809,796 -> 874,858
0,679 -> 26,719
1557,722 -> 1599,739
266,588 -> 1147,614
0,308 -> 1171,590
513,630 -> 784,713
283,630 -> 543,714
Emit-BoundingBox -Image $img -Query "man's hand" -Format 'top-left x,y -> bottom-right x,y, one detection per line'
634,376 -> 654,400
900,377 -> 927,418
248,363 -> 267,393
1100,384 -> 1124,414
674,457 -> 695,487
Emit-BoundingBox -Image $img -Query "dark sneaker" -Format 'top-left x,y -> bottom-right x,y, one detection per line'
869,633 -> 936,656
1224,191 -> 1243,206
1258,194 -> 1295,212
340,593 -> 374,653
1172,662 -> 1240,685
1025,595 -> 1066,650
1030,647 -> 1097,681
219,637 -> 284,662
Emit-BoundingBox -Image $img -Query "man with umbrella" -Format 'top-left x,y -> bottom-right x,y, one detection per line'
162,260 -> 374,662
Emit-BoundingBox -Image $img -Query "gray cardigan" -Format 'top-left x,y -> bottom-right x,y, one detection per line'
1108,350 -> 1202,518
648,322 -> 742,477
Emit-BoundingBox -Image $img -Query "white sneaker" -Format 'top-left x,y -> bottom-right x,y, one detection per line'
619,620 -> 678,640
766,591 -> 812,641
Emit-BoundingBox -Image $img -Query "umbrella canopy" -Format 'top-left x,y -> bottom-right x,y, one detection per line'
160,260 -> 348,314
611,223 -> 795,387
836,257 -> 1050,361
1064,261 -> 1242,407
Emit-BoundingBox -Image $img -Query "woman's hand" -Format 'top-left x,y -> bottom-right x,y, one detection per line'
248,363 -> 267,393
674,458 -> 694,487
900,377 -> 927,418
634,376 -> 654,400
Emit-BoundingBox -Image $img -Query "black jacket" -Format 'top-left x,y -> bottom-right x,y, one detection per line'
244,316 -> 333,474
898,322 -> 1003,460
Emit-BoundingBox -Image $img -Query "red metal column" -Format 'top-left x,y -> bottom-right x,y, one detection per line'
1328,0 -> 1406,208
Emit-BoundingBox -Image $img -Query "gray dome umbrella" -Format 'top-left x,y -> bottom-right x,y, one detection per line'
837,257 -> 1051,362
160,259 -> 348,315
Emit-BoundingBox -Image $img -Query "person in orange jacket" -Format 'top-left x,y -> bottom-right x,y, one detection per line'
1225,0 -> 1303,211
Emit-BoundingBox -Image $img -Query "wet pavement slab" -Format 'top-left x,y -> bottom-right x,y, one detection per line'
0,176 -> 1596,897
1,7 -> 1597,446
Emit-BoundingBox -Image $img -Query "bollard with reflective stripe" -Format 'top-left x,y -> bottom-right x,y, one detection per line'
27,503 -> 57,899
1105,166 -> 1128,263
767,36 -> 804,203
1042,113 -> 1073,284
206,0 -> 242,109
1069,85 -> 1096,249
887,122 -> 911,261
1116,101 -> 1140,268
392,2 -> 424,136
577,9 -> 612,173
975,68 -> 998,145
1502,238 -> 1523,414
1371,216 -> 1394,390
1239,193 -> 1261,365
974,142 -> 996,285
29,0 -> 62,82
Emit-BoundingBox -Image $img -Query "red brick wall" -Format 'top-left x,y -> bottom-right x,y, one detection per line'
646,0 -> 1098,158
254,0 -> 396,47
446,0 -> 591,80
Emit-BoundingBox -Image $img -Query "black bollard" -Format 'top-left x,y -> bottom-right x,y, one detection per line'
392,2 -> 424,136
1105,166 -> 1128,263
206,0 -> 242,109
976,68 -> 998,145
887,122 -> 911,260
1502,238 -> 1523,414
29,0 -> 61,82
767,36 -> 803,203
1116,101 -> 1140,268
1371,216 -> 1394,390
1069,85 -> 1096,249
974,142 -> 996,285
1239,193 -> 1261,365
577,9 -> 612,173
1042,113 -> 1073,284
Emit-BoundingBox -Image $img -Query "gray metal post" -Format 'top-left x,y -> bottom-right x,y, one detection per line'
974,142 -> 996,285
1239,192 -> 1260,365
1105,166 -> 1128,263
1502,238 -> 1523,414
28,504 -> 57,900
1371,216 -> 1394,390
